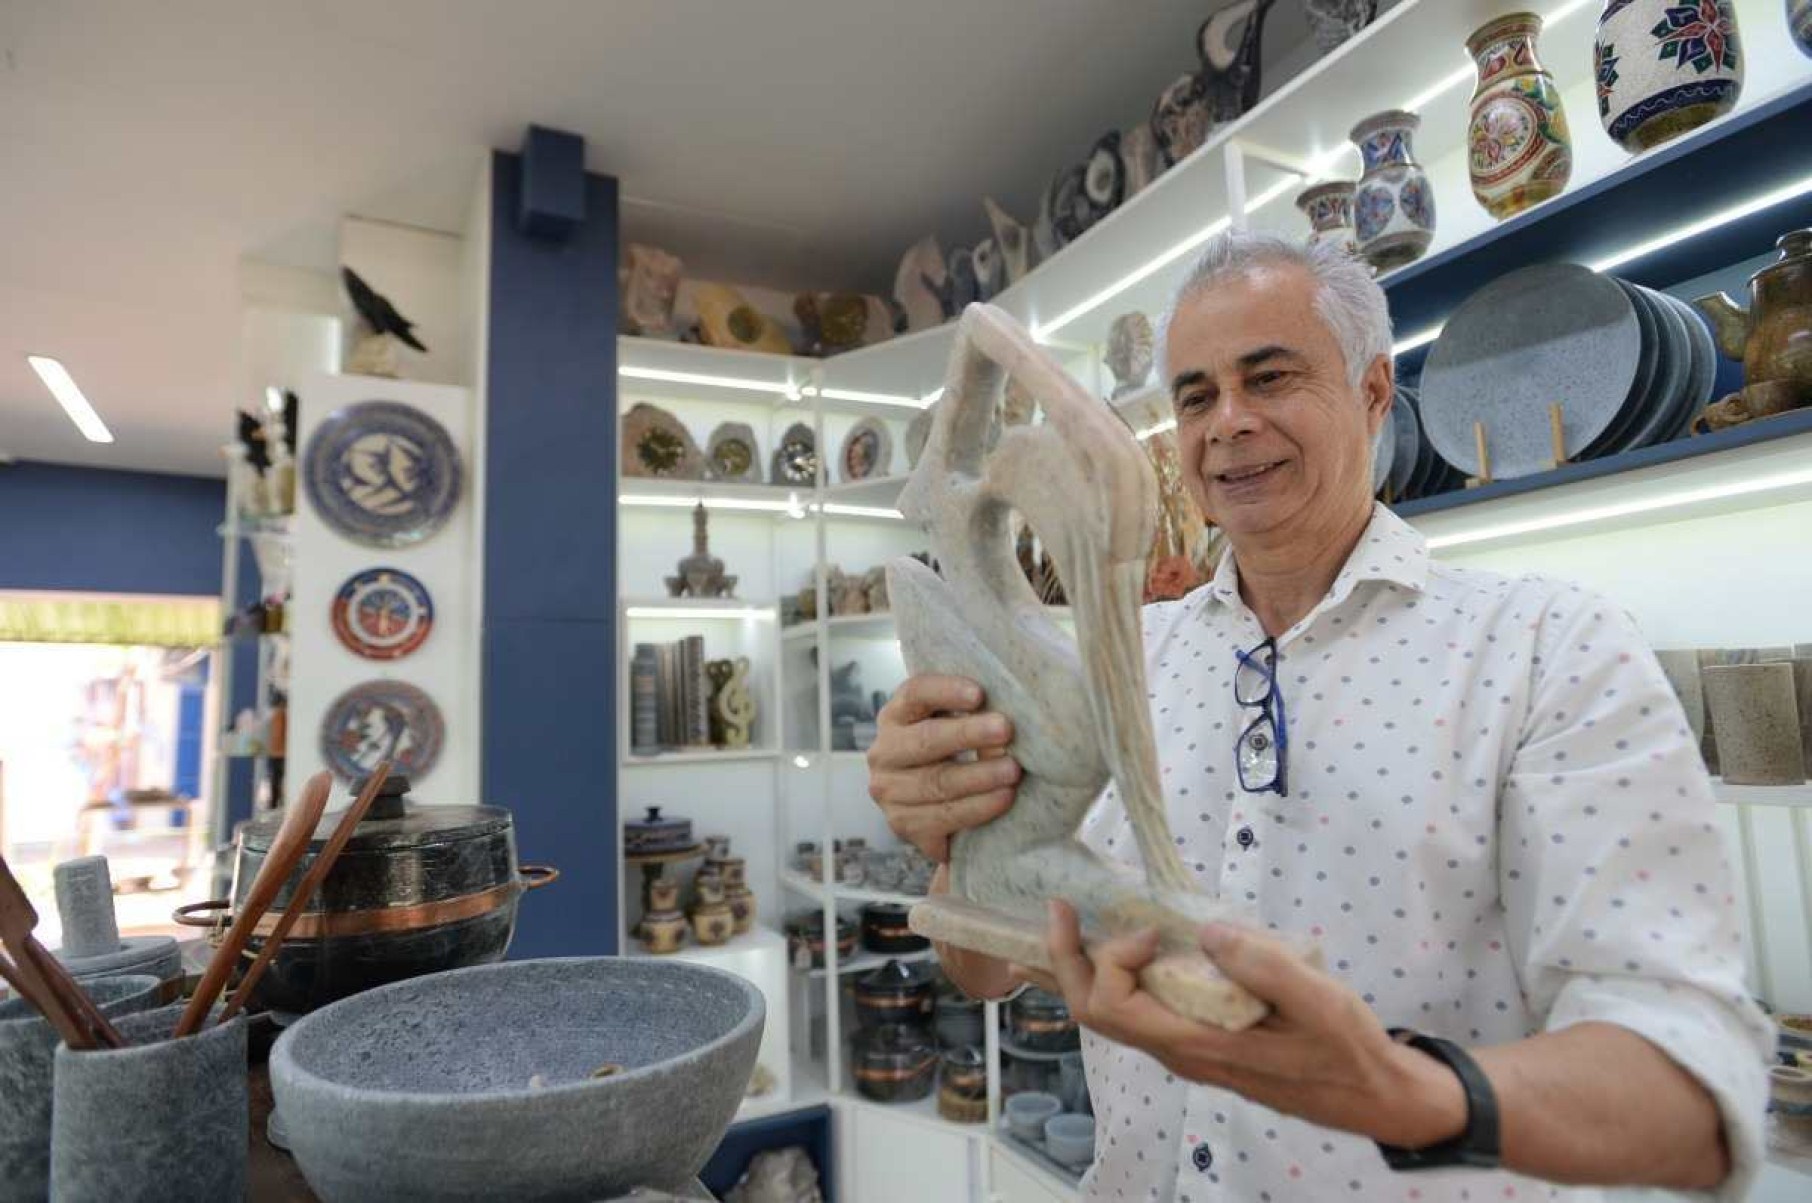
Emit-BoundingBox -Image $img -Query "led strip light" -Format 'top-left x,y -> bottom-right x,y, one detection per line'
624,605 -> 775,620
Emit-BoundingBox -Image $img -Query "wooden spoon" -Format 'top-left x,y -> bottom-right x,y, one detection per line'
175,771 -> 332,1037
0,856 -> 121,1048
219,763 -> 391,1024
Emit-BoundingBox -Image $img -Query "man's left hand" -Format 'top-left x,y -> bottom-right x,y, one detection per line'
1016,901 -> 1468,1150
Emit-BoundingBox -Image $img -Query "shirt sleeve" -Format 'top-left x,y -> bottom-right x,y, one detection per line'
1497,584 -> 1771,1201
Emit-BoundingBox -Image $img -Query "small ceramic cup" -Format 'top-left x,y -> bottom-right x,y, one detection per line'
1005,1090 -> 1063,1143
50,1003 -> 248,1202
1702,663 -> 1807,785
1044,1113 -> 1098,1169
0,974 -> 162,1201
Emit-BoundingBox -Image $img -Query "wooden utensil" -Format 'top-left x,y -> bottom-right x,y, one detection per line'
175,771 -> 332,1037
0,856 -> 122,1048
219,763 -> 391,1024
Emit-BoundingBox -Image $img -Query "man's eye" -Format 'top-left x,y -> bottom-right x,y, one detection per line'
1252,371 -> 1287,388
1178,392 -> 1211,411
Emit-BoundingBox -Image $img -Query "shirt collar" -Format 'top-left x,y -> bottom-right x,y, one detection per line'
1205,502 -> 1430,613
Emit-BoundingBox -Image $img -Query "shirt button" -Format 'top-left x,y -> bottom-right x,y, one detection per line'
1235,826 -> 1255,849
1192,1141 -> 1214,1172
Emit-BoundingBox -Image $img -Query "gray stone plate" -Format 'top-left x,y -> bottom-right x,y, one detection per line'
1388,391 -> 1419,498
1615,284 -> 1691,453
1370,411 -> 1393,495
1582,279 -> 1659,459
1420,264 -> 1641,480
1657,290 -> 1719,441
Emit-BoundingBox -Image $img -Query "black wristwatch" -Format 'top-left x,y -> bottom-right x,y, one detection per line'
1375,1028 -> 1502,1171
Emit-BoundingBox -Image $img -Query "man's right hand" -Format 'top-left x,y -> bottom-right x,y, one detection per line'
866,674 -> 1021,863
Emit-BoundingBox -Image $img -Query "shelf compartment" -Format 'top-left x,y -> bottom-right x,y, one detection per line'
618,336 -> 811,404
781,612 -> 900,643
818,326 -> 956,412
619,477 -> 807,514
1714,780 -> 1812,810
621,748 -> 781,768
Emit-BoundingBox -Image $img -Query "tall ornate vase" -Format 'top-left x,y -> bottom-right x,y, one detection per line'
1466,13 -> 1572,221
1295,182 -> 1359,258
1595,1 -> 1743,153
1788,0 -> 1812,57
1349,110 -> 1435,272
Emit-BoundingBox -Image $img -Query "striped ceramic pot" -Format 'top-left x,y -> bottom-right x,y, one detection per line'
1791,0 -> 1812,56
1466,12 -> 1572,220
1594,0 -> 1743,153
1349,110 -> 1435,272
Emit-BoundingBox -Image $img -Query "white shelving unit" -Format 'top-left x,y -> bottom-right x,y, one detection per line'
611,4 -> 1812,1196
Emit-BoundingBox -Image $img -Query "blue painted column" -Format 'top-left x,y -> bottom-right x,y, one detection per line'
482,149 -> 619,957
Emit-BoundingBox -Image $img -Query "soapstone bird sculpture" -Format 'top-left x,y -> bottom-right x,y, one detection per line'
343,267 -> 427,378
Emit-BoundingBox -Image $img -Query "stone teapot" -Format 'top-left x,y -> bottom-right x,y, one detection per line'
1694,229 -> 1812,420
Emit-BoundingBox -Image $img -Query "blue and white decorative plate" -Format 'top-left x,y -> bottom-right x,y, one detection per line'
330,568 -> 434,661
319,679 -> 445,781
304,401 -> 463,547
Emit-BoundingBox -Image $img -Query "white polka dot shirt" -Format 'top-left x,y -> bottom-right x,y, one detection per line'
1075,504 -> 1771,1203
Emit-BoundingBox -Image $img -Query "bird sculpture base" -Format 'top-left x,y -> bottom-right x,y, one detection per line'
346,333 -> 402,379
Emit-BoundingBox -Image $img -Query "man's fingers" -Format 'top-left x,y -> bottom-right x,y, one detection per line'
1043,900 -> 1096,1008
880,675 -> 986,725
1200,924 -> 1327,1024
870,755 -> 1019,806
887,789 -> 1015,859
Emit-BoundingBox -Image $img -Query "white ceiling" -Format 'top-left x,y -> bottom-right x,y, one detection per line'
0,0 -> 1318,477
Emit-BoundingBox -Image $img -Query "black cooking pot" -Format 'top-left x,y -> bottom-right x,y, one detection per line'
852,1023 -> 937,1103
175,775 -> 557,1013
852,958 -> 934,1030
860,901 -> 928,954
784,910 -> 857,969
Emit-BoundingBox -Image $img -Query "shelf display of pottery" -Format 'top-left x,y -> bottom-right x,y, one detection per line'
1350,109 -> 1435,271
1466,12 -> 1572,222
629,636 -> 760,755
705,422 -> 762,484
783,562 -> 894,625
790,838 -> 937,897
1595,0 -> 1744,154
1693,228 -> 1812,431
794,292 -> 900,357
625,824 -> 761,955
770,422 -> 817,486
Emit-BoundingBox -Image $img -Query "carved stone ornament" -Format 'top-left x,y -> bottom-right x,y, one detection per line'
623,403 -> 704,480
888,304 -> 1318,1029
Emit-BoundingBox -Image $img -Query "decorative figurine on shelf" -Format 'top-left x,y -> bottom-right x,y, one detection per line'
1465,12 -> 1572,221
621,244 -> 683,338
342,267 -> 427,379
794,293 -> 894,356
623,403 -> 705,480
1303,0 -> 1378,54
665,503 -> 738,598
1295,181 -> 1359,259
863,566 -> 890,613
693,283 -> 793,355
770,422 -> 818,486
1105,313 -> 1155,399
1120,124 -> 1162,200
888,303 -> 1316,1029
689,871 -> 735,946
983,198 -> 1032,287
839,418 -> 892,482
1350,109 -> 1436,271
829,661 -> 877,752
894,236 -> 948,332
971,238 -> 1004,302
827,565 -> 871,617
1595,0 -> 1744,153
705,422 -> 762,484
1693,228 -> 1812,426
640,876 -> 688,955
1151,71 -> 1211,168
707,656 -> 756,749
722,858 -> 756,935
1198,0 -> 1277,131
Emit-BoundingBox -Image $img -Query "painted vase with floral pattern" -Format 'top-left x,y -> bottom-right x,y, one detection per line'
1788,0 -> 1812,57
1466,12 -> 1572,221
1595,1 -> 1743,153
1349,110 -> 1435,272
1294,181 -> 1359,258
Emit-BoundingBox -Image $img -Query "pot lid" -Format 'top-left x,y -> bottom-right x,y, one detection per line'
241,775 -> 511,853
856,958 -> 932,999
860,901 -> 912,921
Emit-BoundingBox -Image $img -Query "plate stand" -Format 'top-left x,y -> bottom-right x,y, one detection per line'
1466,404 -> 1570,488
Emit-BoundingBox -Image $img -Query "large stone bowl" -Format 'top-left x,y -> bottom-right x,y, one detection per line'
270,957 -> 764,1202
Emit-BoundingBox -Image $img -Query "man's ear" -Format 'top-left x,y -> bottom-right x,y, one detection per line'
1362,353 -> 1394,433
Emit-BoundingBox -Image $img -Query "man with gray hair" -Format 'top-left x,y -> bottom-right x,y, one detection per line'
867,230 -> 1769,1199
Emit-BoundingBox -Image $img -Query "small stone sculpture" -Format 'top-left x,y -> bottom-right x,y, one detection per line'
823,565 -> 869,617
863,566 -> 889,613
725,1146 -> 823,1203
694,283 -> 793,355
342,266 -> 427,379
1303,0 -> 1379,53
708,656 -> 756,749
1105,313 -> 1156,398
1199,0 -> 1277,130
770,422 -> 818,486
894,236 -> 948,332
983,198 -> 1032,286
665,503 -> 737,598
706,422 -> 762,484
794,293 -> 879,356
1121,124 -> 1163,199
889,304 -> 1314,1029
623,404 -> 705,480
622,244 -> 683,338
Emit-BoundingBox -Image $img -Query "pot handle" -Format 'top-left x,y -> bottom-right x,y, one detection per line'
173,899 -> 233,929
518,864 -> 560,892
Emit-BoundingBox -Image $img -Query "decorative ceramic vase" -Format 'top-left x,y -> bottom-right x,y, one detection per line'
1595,0 -> 1743,154
1792,0 -> 1812,56
1466,13 -> 1572,221
1350,110 -> 1436,271
1303,0 -> 1378,53
1294,181 -> 1359,257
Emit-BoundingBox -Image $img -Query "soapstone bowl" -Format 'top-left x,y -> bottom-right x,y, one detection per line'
270,957 -> 764,1203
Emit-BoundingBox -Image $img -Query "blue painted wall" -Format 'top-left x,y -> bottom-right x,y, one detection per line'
0,460 -> 256,830
482,149 -> 619,957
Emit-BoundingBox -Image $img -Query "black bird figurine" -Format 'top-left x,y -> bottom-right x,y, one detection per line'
237,410 -> 270,474
342,267 -> 427,352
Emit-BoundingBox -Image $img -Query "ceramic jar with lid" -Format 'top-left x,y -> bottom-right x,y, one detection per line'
934,988 -> 984,1050
689,871 -> 735,946
640,877 -> 687,955
1349,110 -> 1435,271
852,1024 -> 938,1103
860,901 -> 928,954
783,910 -> 856,969
852,958 -> 934,1030
1595,1 -> 1743,153
1466,12 -> 1572,220
624,806 -> 693,856
1294,181 -> 1358,258
938,1046 -> 989,1123
1009,986 -> 1080,1053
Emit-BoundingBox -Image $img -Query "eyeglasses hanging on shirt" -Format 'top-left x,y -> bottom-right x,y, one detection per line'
1234,636 -> 1288,796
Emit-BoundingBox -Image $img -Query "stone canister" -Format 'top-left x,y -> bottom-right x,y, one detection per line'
640,876 -> 688,955
1702,663 -> 1807,785
1595,0 -> 1743,154
1792,0 -> 1812,56
1350,110 -> 1436,272
1466,12 -> 1572,221
0,975 -> 162,1201
721,859 -> 756,935
1295,181 -> 1359,259
689,870 -> 736,946
51,1004 -> 249,1203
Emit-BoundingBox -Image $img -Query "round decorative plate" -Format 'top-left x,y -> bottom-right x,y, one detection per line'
331,568 -> 434,661
304,401 -> 463,547
1418,264 -> 1640,480
319,679 -> 444,782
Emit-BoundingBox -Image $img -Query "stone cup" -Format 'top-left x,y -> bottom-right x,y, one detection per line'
1044,1112 -> 1097,1169
1701,663 -> 1807,785
0,974 -> 162,1201
1652,649 -> 1706,746
50,1003 -> 248,1203
1005,1090 -> 1062,1143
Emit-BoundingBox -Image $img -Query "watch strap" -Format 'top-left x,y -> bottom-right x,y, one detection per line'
1376,1028 -> 1502,1171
